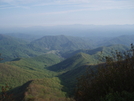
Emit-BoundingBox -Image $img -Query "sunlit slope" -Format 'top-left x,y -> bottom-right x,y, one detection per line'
54,45 -> 129,95
58,44 -> 129,79
60,44 -> 129,58
0,44 -> 128,89
48,52 -> 96,72
0,34 -> 44,62
0,63 -> 47,89
8,53 -> 63,70
0,53 -> 63,89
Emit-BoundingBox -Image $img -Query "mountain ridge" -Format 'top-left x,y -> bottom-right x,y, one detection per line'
29,35 -> 92,51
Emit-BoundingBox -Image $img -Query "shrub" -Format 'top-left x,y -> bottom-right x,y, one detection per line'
75,44 -> 134,101
0,84 -> 14,101
101,91 -> 134,101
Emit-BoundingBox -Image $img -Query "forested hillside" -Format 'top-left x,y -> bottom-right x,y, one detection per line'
29,35 -> 93,51
0,34 -> 45,62
0,34 -> 134,101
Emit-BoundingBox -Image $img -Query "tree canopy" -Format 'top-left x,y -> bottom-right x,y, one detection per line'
75,44 -> 134,101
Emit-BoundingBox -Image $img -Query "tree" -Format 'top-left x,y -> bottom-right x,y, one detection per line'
75,44 -> 134,101
0,54 -> 14,101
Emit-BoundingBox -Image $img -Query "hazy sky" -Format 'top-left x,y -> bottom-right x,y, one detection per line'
0,0 -> 134,27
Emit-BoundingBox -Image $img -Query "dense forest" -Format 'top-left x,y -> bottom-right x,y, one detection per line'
0,33 -> 134,101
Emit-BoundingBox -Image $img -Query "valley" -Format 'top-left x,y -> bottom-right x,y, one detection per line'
0,33 -> 133,101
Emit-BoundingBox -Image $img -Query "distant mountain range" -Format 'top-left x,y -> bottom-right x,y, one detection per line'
97,35 -> 134,46
2,24 -> 134,37
0,33 -> 133,62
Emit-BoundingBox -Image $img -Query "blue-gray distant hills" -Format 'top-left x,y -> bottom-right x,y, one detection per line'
0,34 -> 134,62
96,35 -> 134,47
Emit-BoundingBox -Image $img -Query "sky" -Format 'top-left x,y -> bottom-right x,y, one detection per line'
0,0 -> 134,27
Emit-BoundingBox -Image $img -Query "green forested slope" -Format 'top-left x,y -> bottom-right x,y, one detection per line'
0,34 -> 133,101
0,53 -> 63,88
48,52 -> 96,72
0,63 -> 47,88
0,34 -> 130,62
60,44 -> 129,59
0,34 -> 44,62
0,53 -> 75,100
29,35 -> 92,51
97,35 -> 134,47
9,53 -> 63,70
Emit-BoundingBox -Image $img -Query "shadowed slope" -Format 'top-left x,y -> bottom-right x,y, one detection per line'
12,78 -> 74,101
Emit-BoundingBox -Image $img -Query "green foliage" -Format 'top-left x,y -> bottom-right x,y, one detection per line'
101,91 -> 134,101
98,35 -> 134,47
1,34 -> 133,101
0,63 -> 45,89
60,44 -> 129,60
0,53 -> 63,89
0,34 -> 129,62
75,44 -> 134,101
49,52 -> 96,72
50,45 -> 129,97
29,35 -> 92,51
0,53 -> 74,101
1,50 -> 60,100
8,53 -> 62,70
0,34 -> 45,62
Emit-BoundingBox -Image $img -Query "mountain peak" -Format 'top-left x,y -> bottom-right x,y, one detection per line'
30,35 -> 91,51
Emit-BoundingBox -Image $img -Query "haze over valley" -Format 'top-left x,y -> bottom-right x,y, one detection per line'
0,0 -> 134,101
